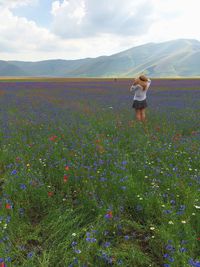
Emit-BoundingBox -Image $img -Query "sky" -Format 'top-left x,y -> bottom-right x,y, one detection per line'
0,0 -> 200,61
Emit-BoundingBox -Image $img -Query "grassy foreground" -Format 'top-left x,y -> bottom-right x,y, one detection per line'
0,96 -> 200,267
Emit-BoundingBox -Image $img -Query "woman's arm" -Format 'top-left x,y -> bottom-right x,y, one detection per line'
130,84 -> 140,92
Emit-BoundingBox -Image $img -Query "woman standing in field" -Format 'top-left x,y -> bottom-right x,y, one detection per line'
130,75 -> 151,122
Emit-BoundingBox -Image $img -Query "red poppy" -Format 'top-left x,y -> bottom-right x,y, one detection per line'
16,157 -> 21,162
49,135 -> 58,141
155,126 -> 161,131
48,192 -> 54,197
65,166 -> 69,171
197,237 -> 200,241
172,133 -> 182,142
63,175 -> 68,182
5,203 -> 11,209
1,262 -> 6,267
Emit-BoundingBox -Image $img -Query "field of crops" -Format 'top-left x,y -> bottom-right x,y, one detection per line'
0,79 -> 200,267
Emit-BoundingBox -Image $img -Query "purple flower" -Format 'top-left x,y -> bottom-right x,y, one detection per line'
163,210 -> 172,214
86,232 -> 91,237
179,247 -> 187,252
6,257 -> 12,262
189,259 -> 200,267
20,184 -> 27,190
74,249 -> 81,254
27,252 -> 34,259
168,256 -> 174,262
71,241 -> 77,247
104,242 -> 111,248
165,244 -> 175,252
121,186 -> 126,190
11,170 -> 17,175
117,259 -> 123,265
19,208 -> 24,216
170,199 -> 176,205
163,254 -> 169,258
136,204 -> 143,211
104,230 -> 109,236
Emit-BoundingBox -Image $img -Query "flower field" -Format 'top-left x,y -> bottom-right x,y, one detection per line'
0,78 -> 200,267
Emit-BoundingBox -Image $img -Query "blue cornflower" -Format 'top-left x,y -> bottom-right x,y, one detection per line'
86,232 -> 91,237
73,258 -> 78,264
176,211 -> 184,215
104,230 -> 109,236
163,210 -> 172,214
136,204 -> 143,211
168,256 -> 174,262
121,186 -> 126,190
74,249 -> 81,254
6,216 -> 11,223
179,247 -> 187,252
100,177 -> 107,182
124,235 -> 130,240
19,208 -> 24,216
163,254 -> 169,258
11,170 -> 17,175
117,259 -> 123,265
6,257 -> 12,262
170,199 -> 176,205
20,184 -> 27,190
189,259 -> 200,267
27,251 -> 34,259
71,241 -> 77,247
181,240 -> 188,244
165,244 -> 175,251
104,242 -> 111,248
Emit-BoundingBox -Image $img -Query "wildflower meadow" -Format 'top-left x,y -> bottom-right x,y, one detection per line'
0,78 -> 200,267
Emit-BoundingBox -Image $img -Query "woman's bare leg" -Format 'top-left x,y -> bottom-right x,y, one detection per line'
135,109 -> 141,121
140,108 -> 149,133
140,108 -> 146,122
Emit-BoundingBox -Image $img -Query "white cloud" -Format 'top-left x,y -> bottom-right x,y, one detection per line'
141,0 -> 200,43
0,0 -> 200,61
0,0 -> 37,8
51,0 -> 155,38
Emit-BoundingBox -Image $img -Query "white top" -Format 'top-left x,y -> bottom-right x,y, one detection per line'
130,79 -> 151,101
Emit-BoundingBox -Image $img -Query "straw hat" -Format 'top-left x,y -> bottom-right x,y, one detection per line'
135,75 -> 149,90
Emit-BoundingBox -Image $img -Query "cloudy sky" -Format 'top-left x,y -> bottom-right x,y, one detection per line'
0,0 -> 200,61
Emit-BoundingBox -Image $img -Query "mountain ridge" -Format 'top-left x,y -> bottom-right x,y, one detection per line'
1,38 -> 200,77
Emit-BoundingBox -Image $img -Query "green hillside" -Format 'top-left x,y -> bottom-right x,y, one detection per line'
1,39 -> 200,77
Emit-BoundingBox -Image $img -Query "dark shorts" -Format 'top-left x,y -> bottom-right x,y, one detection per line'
132,99 -> 147,109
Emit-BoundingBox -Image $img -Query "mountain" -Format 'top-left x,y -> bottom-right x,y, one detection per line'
1,38 -> 200,77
